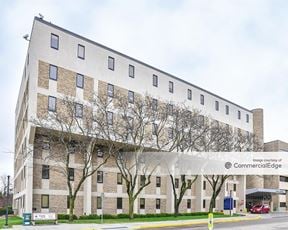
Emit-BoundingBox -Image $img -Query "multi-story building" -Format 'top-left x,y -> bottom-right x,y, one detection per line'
13,17 -> 263,216
264,140 -> 288,211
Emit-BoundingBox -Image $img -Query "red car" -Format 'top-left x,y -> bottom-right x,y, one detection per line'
250,204 -> 270,214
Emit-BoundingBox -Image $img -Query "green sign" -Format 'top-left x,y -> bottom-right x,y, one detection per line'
23,213 -> 32,225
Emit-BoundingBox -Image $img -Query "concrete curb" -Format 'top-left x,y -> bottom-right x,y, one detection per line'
132,216 -> 262,229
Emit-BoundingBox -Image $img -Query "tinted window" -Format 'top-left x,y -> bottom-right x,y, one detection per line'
76,74 -> 84,88
108,56 -> 115,70
153,75 -> 158,87
49,65 -> 58,80
200,94 -> 204,105
50,34 -> 59,50
77,44 -> 85,59
48,96 -> 56,112
187,89 -> 192,100
128,91 -> 134,104
42,165 -> 49,179
169,81 -> 174,93
107,84 -> 114,97
129,65 -> 135,78
75,103 -> 83,118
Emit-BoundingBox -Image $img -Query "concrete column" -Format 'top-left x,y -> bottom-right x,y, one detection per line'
26,144 -> 34,213
83,174 -> 92,215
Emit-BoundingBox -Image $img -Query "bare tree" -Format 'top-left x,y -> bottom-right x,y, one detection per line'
204,123 -> 264,213
32,96 -> 110,221
91,92 -> 164,219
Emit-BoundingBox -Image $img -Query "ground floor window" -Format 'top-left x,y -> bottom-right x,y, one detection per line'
156,199 -> 161,210
41,195 -> 49,208
117,197 -> 122,209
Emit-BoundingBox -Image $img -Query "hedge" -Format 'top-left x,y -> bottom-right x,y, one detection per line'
76,211 -> 223,220
0,207 -> 13,216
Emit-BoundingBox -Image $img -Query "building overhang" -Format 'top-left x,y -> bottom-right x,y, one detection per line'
246,188 -> 286,196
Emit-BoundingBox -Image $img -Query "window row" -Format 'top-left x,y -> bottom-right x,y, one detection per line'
48,96 -> 83,118
42,165 -> 75,181
50,34 -> 85,59
49,64 -> 84,88
50,33 -> 250,123
41,194 -> 190,210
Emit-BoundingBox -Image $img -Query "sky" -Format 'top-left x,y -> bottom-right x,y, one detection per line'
0,0 -> 288,177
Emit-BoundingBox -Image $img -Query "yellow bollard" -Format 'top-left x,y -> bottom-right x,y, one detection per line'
208,213 -> 214,230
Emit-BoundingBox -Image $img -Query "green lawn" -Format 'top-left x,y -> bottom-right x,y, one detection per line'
0,216 -> 23,228
0,213 -> 240,227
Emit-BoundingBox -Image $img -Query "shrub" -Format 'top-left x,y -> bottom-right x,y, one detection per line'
103,214 -> 117,219
79,214 -> 99,219
0,207 -> 13,216
57,213 -> 77,220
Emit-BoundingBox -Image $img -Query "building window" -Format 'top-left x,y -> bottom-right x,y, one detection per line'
168,128 -> 173,139
225,105 -> 229,115
97,196 -> 102,209
129,65 -> 135,78
117,173 -> 122,185
49,65 -> 58,80
140,198 -> 145,209
68,168 -> 74,181
215,101 -> 219,111
203,180 -> 206,190
152,123 -> 158,135
75,103 -> 83,118
234,200 -> 236,208
156,177 -> 161,187
107,84 -> 114,98
42,165 -> 49,179
107,112 -> 113,125
128,90 -> 134,104
233,184 -> 237,191
97,147 -> 104,158
97,171 -> 103,183
169,81 -> 174,93
280,202 -> 287,208
140,175 -> 146,187
117,198 -> 123,209
153,74 -> 158,87
76,74 -> 84,88
152,98 -> 158,111
203,199 -> 206,209
41,195 -> 49,208
200,94 -> 204,105
48,96 -> 56,112
175,178 -> 179,188
246,114 -> 249,123
42,140 -> 50,150
238,110 -> 241,120
280,176 -> 288,182
108,56 -> 115,70
77,44 -> 85,59
156,199 -> 161,210
168,104 -> 173,116
187,89 -> 192,100
187,199 -> 191,209
50,34 -> 59,50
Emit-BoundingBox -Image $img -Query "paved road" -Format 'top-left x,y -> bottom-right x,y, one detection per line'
150,215 -> 288,230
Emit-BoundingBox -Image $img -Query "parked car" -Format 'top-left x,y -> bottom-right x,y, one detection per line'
250,204 -> 270,214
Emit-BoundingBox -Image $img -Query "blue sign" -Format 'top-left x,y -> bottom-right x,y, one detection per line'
224,197 -> 233,210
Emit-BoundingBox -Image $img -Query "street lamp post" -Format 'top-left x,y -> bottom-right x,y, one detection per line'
5,175 -> 10,227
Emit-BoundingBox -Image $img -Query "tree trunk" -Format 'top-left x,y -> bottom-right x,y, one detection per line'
128,196 -> 134,219
174,201 -> 179,217
209,195 -> 215,213
69,196 -> 75,222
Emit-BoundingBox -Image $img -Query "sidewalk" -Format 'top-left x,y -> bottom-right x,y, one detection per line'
12,214 -> 261,230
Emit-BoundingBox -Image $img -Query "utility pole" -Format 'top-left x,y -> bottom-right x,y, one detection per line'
5,175 -> 10,227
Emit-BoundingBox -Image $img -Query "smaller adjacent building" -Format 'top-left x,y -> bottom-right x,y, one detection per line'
245,140 -> 288,212
264,140 -> 288,211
